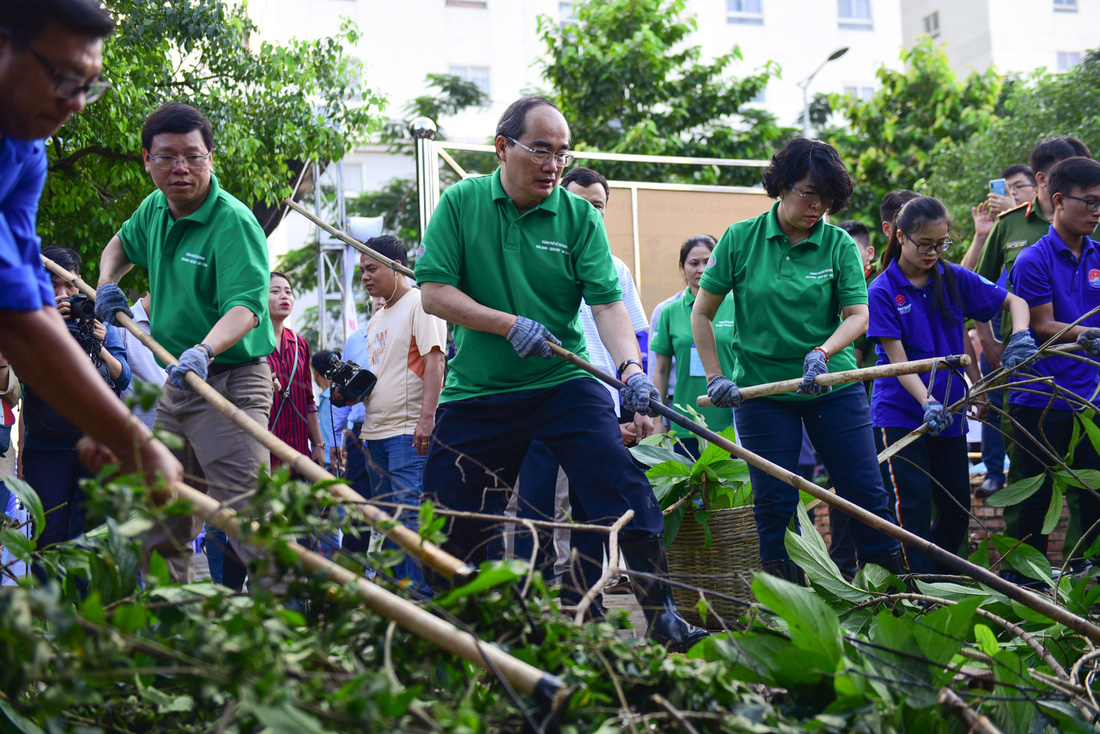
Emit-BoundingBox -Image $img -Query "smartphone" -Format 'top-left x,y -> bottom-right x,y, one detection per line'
989,178 -> 1006,197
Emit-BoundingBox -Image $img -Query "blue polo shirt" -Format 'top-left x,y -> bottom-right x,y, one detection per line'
868,260 -> 1006,436
0,137 -> 53,311
1009,226 -> 1100,412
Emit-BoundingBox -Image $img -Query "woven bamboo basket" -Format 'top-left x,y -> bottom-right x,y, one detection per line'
666,505 -> 760,630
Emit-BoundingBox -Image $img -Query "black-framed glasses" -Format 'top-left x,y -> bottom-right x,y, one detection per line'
148,151 -> 214,170
1063,194 -> 1100,213
505,136 -> 575,169
904,232 -> 953,254
26,46 -> 111,103
789,184 -> 832,208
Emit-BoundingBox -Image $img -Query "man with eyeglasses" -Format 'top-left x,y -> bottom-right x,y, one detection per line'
415,96 -> 707,651
95,102 -> 276,584
0,1 -> 182,492
1004,156 -> 1100,574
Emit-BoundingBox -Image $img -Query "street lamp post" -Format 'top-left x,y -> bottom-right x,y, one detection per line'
799,47 -> 849,139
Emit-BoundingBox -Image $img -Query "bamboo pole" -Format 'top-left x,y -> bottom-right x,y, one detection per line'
548,342 -> 1100,646
41,256 -> 476,584
169,479 -> 563,702
281,198 -> 416,279
695,354 -> 969,407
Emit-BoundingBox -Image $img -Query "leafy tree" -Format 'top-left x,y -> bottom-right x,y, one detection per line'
40,0 -> 383,286
927,49 -> 1100,248
821,38 -> 1001,244
536,0 -> 793,186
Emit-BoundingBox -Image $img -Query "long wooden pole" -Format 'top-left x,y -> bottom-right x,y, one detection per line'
695,355 -> 970,407
169,479 -> 563,701
41,256 -> 476,584
282,198 -> 416,279
548,342 -> 1100,645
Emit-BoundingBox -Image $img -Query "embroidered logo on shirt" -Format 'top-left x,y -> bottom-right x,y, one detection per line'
537,239 -> 569,255
805,268 -> 834,280
1090,269 -> 1100,289
180,252 -> 208,267
895,294 -> 911,314
415,244 -> 426,259
1005,240 -> 1029,250
705,255 -> 717,270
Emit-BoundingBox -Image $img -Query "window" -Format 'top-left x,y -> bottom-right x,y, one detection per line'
1054,0 -> 1078,12
1057,51 -> 1081,71
449,64 -> 491,96
923,11 -> 940,37
559,1 -> 576,28
445,0 -> 487,8
837,0 -> 872,30
727,0 -> 763,25
843,85 -> 875,101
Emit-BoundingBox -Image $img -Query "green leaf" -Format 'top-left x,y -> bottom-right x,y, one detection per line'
251,702 -> 326,734
785,503 -> 872,604
1042,476 -> 1066,535
631,443 -> 693,468
986,473 -> 1045,507
0,698 -> 46,734
1055,468 -> 1100,491
112,603 -> 148,634
663,507 -> 684,548
989,534 -> 1053,586
911,597 -> 981,669
81,591 -> 105,626
0,529 -> 34,562
752,572 -> 843,667
434,560 -> 525,607
973,623 -> 1000,656
4,476 -> 44,541
645,460 -> 693,479
1080,412 -> 1100,459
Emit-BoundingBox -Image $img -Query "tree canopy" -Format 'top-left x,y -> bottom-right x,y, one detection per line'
41,0 -> 383,285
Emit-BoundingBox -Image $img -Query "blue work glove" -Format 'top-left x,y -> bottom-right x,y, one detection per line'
1077,328 -> 1100,357
706,375 -> 743,409
1000,330 -> 1038,369
507,316 -> 561,359
922,400 -> 953,437
166,345 -> 211,390
796,349 -> 831,396
620,372 -> 661,416
94,283 -> 133,326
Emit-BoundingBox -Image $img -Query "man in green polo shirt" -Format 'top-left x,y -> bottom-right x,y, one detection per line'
415,96 -> 706,652
95,102 -> 276,584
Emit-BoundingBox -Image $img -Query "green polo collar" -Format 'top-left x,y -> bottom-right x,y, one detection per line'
490,167 -> 561,215
763,200 -> 824,246
155,173 -> 221,224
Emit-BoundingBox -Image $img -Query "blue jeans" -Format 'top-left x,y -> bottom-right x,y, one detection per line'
735,385 -> 901,564
362,434 -> 428,594
979,352 -> 1006,484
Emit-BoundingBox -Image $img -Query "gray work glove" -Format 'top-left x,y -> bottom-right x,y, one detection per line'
620,372 -> 661,416
1078,328 -> 1100,357
922,400 -> 953,437
94,283 -> 133,326
166,346 -> 210,390
1000,330 -> 1038,370
507,316 -> 560,359
796,349 -> 831,396
706,375 -> 743,409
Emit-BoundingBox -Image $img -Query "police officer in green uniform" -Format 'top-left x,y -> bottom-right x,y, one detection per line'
416,96 -> 706,652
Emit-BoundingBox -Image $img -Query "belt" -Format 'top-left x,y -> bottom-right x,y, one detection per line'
208,357 -> 263,376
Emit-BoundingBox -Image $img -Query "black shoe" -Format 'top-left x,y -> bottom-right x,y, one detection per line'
620,534 -> 709,653
760,559 -> 806,585
975,476 -> 1004,499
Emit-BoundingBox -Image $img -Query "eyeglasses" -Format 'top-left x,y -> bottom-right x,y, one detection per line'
1062,194 -> 1100,213
506,136 -> 575,169
904,233 -> 953,254
788,184 -> 832,208
1007,181 -> 1036,193
148,151 -> 214,170
26,46 -> 111,103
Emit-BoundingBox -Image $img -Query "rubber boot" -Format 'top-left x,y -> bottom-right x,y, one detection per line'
620,534 -> 709,653
760,558 -> 806,586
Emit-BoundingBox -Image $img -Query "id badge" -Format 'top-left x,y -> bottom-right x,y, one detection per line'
689,344 -> 705,377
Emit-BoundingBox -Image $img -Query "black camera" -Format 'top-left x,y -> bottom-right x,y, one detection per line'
321,352 -> 377,406
66,294 -> 97,323
63,294 -> 103,363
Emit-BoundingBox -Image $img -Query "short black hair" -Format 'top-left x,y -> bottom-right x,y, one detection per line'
495,96 -> 562,143
1002,163 -> 1036,184
42,246 -> 82,275
270,271 -> 292,287
364,235 -> 408,267
0,0 -> 114,51
838,220 -> 871,247
679,235 -> 716,269
311,349 -> 339,374
1048,157 -> 1100,205
561,166 -> 609,200
1030,136 -> 1092,177
879,189 -> 919,226
141,102 -> 215,153
762,138 -> 852,214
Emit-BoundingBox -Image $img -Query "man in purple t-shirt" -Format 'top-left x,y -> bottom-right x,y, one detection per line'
1008,156 -> 1100,565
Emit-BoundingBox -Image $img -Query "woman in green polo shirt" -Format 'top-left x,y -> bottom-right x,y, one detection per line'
652,235 -> 736,459
691,138 -> 905,584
